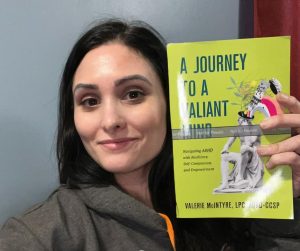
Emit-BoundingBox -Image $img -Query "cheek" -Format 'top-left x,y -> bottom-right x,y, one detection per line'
74,111 -> 97,141
132,101 -> 167,143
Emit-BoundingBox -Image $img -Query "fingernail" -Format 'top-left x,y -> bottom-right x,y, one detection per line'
256,146 -> 262,153
256,145 -> 267,155
277,92 -> 289,100
265,162 -> 271,169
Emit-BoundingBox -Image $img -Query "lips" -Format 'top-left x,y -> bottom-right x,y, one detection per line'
98,138 -> 138,151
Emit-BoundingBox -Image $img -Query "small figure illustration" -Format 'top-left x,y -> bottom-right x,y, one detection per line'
214,78 -> 282,193
239,78 -> 282,119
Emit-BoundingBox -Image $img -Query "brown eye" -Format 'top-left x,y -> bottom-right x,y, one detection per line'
81,98 -> 98,107
126,90 -> 145,100
128,91 -> 139,99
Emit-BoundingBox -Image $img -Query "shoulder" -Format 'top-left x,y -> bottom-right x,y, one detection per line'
14,186 -> 85,227
0,186 -> 90,250
0,185 -> 169,251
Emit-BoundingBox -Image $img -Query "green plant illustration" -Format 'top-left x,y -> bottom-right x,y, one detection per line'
227,77 -> 275,110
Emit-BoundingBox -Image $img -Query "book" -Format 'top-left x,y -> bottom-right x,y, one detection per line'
167,36 -> 293,219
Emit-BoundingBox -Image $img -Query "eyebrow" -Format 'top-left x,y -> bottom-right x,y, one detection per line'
73,74 -> 152,94
115,74 -> 152,86
73,83 -> 98,94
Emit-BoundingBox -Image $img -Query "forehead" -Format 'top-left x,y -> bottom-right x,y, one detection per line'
74,42 -> 156,81
72,42 -> 165,99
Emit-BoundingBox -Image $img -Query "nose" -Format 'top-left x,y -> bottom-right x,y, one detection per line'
100,101 -> 126,133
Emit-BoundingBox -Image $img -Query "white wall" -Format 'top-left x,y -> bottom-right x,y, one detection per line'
0,0 -> 248,224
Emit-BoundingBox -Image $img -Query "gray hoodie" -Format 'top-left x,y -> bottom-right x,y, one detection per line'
0,185 -> 173,251
1,185 -> 300,250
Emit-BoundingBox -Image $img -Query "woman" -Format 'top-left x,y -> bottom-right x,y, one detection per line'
1,19 -> 300,251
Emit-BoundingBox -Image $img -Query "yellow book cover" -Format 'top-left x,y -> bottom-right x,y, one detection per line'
167,36 -> 293,219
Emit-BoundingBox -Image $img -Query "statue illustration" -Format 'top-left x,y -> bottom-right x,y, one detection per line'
214,78 -> 282,193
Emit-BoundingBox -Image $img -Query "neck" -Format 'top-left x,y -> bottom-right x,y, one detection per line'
114,165 -> 153,208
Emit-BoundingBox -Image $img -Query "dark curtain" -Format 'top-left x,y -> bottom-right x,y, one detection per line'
254,0 -> 300,100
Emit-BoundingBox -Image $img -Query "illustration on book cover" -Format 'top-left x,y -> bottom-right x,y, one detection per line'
214,78 -> 282,193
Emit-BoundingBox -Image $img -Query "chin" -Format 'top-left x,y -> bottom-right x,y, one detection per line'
100,161 -> 134,174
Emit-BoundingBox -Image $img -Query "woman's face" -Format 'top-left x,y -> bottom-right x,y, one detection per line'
73,42 -> 166,178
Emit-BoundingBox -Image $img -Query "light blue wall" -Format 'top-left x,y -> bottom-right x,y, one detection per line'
0,0 -> 244,224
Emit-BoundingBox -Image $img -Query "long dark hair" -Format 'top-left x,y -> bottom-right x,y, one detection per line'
56,19 -> 250,251
57,19 -> 170,187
